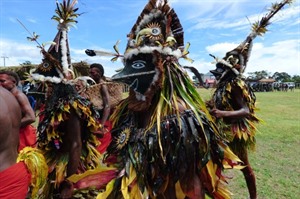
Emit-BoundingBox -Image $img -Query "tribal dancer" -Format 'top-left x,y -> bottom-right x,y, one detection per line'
207,1 -> 293,198
89,0 -> 242,198
27,1 -> 116,198
0,87 -> 47,199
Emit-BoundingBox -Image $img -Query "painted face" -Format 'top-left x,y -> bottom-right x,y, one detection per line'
0,74 -> 16,90
112,53 -> 157,95
210,63 -> 225,80
34,52 -> 63,79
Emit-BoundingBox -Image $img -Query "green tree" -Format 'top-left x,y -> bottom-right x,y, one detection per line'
292,75 -> 300,83
247,70 -> 271,80
272,72 -> 292,82
20,61 -> 32,66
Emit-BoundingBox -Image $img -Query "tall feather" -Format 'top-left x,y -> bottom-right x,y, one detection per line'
251,0 -> 293,37
46,0 -> 80,79
233,0 -> 293,73
52,0 -> 80,27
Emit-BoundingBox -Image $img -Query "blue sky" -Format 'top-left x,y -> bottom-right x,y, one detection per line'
0,0 -> 299,77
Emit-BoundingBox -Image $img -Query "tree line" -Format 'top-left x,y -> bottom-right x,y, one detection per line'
247,70 -> 300,83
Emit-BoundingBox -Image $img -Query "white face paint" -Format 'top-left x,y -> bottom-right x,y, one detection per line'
129,79 -> 139,91
131,60 -> 146,69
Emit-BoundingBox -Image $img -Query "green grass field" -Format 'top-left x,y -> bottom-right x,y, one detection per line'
198,88 -> 300,199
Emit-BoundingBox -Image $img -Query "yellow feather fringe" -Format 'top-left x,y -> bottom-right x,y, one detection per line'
17,147 -> 48,199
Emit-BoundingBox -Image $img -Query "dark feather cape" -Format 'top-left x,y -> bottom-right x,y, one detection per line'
209,0 -> 292,145
37,83 -> 106,197
32,1 -> 115,198
99,0 -> 242,198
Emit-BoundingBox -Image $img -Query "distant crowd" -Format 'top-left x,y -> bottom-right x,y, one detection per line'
249,82 -> 296,92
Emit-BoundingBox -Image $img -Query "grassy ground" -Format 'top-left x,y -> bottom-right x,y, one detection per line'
198,88 -> 300,199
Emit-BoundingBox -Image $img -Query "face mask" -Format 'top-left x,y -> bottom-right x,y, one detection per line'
112,53 -> 157,95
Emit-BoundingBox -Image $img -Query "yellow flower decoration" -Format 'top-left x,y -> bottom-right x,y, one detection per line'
116,127 -> 131,150
146,22 -> 163,41
38,61 -> 53,72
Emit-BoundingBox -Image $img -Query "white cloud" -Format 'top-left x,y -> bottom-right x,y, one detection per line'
247,40 -> 300,76
70,46 -> 124,76
204,39 -> 300,76
1,0 -> 299,78
26,18 -> 37,24
185,3 -> 299,33
1,36 -> 298,77
206,42 -> 237,55
0,39 -> 41,66
0,37 -> 123,77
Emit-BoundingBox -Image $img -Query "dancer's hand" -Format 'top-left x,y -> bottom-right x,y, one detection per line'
94,126 -> 108,137
59,180 -> 74,199
210,108 -> 224,118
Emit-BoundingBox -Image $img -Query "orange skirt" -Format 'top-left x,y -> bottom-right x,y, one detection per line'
96,120 -> 112,154
0,162 -> 31,199
19,125 -> 37,151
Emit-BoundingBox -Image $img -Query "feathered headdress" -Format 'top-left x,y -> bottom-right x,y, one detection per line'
210,0 -> 293,80
109,0 -> 194,102
86,0 -> 187,61
124,0 -> 184,57
31,0 -> 80,83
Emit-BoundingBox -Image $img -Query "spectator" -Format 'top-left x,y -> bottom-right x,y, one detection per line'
0,71 -> 36,151
0,86 -> 47,199
74,76 -> 95,99
89,63 -> 112,154
0,86 -> 29,198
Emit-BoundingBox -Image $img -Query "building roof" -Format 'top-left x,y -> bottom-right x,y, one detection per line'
258,78 -> 276,83
205,79 -> 216,84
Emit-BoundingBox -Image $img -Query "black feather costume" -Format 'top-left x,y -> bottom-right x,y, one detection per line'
97,1 -> 242,198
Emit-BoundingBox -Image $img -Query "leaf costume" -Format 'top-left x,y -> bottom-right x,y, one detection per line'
212,77 -> 260,152
27,1 -> 114,198
207,1 -> 292,198
209,0 -> 293,153
93,0 -> 242,198
37,84 -> 104,191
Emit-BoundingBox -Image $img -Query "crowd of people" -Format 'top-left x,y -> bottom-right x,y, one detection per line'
0,0 -> 290,198
249,81 -> 295,92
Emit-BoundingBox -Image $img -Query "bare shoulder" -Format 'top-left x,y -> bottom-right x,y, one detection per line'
0,88 -> 21,141
12,88 -> 31,106
0,88 -> 10,118
0,87 -> 18,106
12,88 -> 27,99
0,87 -> 20,121
0,87 -> 21,170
